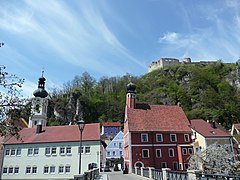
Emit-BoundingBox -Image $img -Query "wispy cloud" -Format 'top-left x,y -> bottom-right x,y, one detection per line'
158,0 -> 240,62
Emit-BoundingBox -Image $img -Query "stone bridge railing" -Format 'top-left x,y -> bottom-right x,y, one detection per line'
133,167 -> 240,180
74,168 -> 99,180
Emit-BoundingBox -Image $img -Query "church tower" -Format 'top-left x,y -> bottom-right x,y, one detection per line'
126,82 -> 136,109
28,72 -> 48,128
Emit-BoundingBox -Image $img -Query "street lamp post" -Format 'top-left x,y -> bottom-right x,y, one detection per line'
77,119 -> 85,174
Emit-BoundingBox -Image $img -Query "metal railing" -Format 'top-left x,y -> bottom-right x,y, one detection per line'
137,167 -> 141,175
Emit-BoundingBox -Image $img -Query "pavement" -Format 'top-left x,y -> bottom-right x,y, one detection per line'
95,173 -> 109,180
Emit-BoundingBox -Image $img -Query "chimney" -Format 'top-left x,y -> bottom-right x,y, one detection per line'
177,102 -> 181,107
211,120 -> 217,129
36,124 -> 42,134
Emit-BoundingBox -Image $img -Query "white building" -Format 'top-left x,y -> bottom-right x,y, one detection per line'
1,123 -> 100,179
105,131 -> 124,160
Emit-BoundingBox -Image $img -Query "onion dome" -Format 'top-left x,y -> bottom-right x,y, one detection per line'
33,72 -> 48,98
126,82 -> 136,93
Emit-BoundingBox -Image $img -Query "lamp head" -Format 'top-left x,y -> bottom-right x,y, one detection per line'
77,119 -> 85,131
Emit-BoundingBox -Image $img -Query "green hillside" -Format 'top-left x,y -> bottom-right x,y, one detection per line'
48,61 -> 240,129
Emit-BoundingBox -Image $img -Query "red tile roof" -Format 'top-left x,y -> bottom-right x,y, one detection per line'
190,119 -> 230,137
102,122 -> 121,127
233,123 -> 240,130
127,105 -> 191,132
5,123 -> 100,145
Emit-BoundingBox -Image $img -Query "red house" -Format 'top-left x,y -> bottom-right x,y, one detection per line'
124,83 -> 193,173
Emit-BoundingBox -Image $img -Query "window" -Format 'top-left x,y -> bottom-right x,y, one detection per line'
32,167 -> 37,174
184,163 -> 189,170
14,167 -> 19,174
114,143 -> 116,147
66,147 -> 71,155
156,149 -> 162,158
45,147 -> 51,156
26,167 -> 31,174
119,143 -> 122,148
179,163 -> 183,170
184,134 -> 190,142
120,151 -> 123,156
161,162 -> 167,168
3,167 -> 8,174
173,162 -> 178,170
169,148 -> 174,157
8,167 -> 13,174
85,146 -> 90,154
188,148 -> 193,154
5,149 -> 10,156
50,166 -> 55,174
34,148 -> 39,156
170,134 -> 177,142
79,146 -> 84,154
10,149 -> 16,156
59,166 -> 64,174
182,148 -> 187,155
142,149 -> 149,158
28,148 -> 33,156
156,134 -> 163,142
51,147 -> 57,155
60,147 -> 65,155
141,133 -> 148,142
107,151 -> 110,156
113,151 -> 116,156
44,166 -> 49,174
16,148 -> 21,156
65,165 -> 71,174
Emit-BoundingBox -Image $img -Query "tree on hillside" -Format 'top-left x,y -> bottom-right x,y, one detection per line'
188,144 -> 240,174
0,66 -> 25,136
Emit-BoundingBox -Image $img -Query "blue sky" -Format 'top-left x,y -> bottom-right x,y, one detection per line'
0,0 -> 240,97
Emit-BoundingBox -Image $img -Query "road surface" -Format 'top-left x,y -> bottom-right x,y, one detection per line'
103,171 -> 148,180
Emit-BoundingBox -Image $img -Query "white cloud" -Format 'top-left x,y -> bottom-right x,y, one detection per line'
159,31 -> 198,48
159,32 -> 179,44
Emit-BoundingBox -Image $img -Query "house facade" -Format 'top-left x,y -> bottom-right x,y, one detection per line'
105,131 -> 124,164
191,119 -> 234,154
101,122 -> 121,139
1,123 -> 100,180
231,123 -> 240,154
0,118 -> 28,178
124,83 -> 193,173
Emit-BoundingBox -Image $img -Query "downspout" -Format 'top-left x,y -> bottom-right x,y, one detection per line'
151,132 -> 156,168
0,144 -> 5,180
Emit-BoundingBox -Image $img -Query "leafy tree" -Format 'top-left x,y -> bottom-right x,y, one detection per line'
49,62 -> 240,129
188,144 -> 240,174
0,66 -> 25,136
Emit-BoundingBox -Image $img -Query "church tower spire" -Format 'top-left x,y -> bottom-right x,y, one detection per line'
126,82 -> 136,109
28,71 -> 49,128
